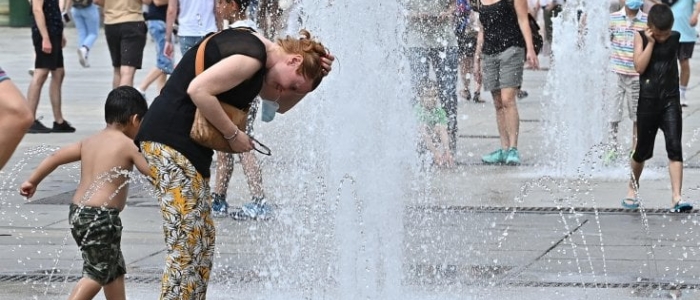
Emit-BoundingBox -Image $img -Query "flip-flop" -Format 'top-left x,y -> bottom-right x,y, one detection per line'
670,200 -> 693,213
621,197 -> 640,209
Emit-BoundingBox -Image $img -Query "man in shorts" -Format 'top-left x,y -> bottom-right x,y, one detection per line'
666,0 -> 700,106
96,0 -> 148,88
27,0 -> 75,133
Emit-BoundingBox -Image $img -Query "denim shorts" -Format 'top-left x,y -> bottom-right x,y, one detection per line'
147,20 -> 174,74
482,46 -> 525,92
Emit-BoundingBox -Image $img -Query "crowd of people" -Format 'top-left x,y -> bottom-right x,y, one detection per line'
0,0 -> 697,299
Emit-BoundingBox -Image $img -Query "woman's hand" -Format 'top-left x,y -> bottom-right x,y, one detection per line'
226,130 -> 254,153
321,53 -> 335,76
526,49 -> 539,69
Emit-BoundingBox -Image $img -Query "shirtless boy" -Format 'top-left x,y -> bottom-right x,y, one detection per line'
20,86 -> 149,300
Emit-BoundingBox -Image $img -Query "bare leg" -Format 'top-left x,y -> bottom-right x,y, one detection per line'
679,58 -> 690,89
608,121 -> 619,149
119,66 -> 137,87
631,122 -> 637,152
0,80 -> 33,170
491,90 -> 509,149
27,69 -> 50,117
626,158 -> 644,200
500,87 -> 520,148
669,160 -> 683,204
102,275 -> 126,300
112,67 -> 120,89
459,55 -> 472,96
67,277 -> 102,300
214,151 -> 235,196
240,152 -> 264,198
49,68 -> 65,123
138,68 -> 166,92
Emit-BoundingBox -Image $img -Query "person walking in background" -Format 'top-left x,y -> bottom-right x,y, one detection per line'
624,4 -> 692,212
604,0 -> 647,164
475,0 -> 539,165
71,0 -> 101,68
455,0 -> 484,103
664,0 -> 700,107
95,0 -> 148,88
137,0 -> 172,98
405,0 -> 460,155
27,0 -> 75,134
0,68 -> 33,170
164,0 -> 219,58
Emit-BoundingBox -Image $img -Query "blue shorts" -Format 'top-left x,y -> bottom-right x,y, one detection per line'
146,20 -> 173,74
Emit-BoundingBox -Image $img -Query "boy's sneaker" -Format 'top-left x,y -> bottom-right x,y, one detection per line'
482,148 -> 506,164
230,197 -> 273,221
211,193 -> 229,217
52,121 -> 76,133
77,46 -> 90,68
505,147 -> 521,166
27,120 -> 52,133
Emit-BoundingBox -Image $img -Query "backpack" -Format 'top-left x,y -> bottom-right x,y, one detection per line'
72,0 -> 93,8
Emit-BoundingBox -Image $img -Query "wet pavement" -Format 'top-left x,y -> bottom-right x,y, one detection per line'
2,26 -> 700,299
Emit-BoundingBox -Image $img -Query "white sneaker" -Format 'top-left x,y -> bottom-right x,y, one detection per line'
78,46 -> 89,68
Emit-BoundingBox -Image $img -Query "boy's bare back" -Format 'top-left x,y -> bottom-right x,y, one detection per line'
20,128 -> 150,211
75,129 -> 149,210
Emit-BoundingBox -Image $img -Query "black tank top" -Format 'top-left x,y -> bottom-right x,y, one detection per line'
477,0 -> 525,55
638,30 -> 680,108
136,29 -> 267,177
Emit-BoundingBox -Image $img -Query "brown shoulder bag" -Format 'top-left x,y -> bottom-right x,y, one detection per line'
189,33 -> 249,153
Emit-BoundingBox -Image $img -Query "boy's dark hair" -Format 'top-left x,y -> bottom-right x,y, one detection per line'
648,4 -> 674,31
104,86 -> 148,125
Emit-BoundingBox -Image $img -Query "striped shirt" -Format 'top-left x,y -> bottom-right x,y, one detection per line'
609,9 -> 647,75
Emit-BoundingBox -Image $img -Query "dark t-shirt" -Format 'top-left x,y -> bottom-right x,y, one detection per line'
477,0 -> 524,55
638,30 -> 680,111
136,29 -> 267,177
31,0 -> 64,37
145,3 -> 167,21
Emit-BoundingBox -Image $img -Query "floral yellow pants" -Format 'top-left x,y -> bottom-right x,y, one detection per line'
141,141 -> 215,300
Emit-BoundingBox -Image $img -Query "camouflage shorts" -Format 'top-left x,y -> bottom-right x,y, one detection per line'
69,204 -> 126,285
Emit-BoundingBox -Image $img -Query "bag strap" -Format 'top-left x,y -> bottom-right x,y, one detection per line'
195,34 -> 215,76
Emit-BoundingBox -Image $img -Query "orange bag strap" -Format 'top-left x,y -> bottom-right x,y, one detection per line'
195,34 -> 216,76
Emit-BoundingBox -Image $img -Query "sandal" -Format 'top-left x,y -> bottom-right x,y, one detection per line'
670,200 -> 693,213
621,197 -> 640,209
461,89 -> 472,101
473,91 -> 485,103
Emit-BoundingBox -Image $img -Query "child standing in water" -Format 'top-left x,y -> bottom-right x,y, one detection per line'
20,86 -> 150,300
623,4 -> 692,212
416,81 -> 455,168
